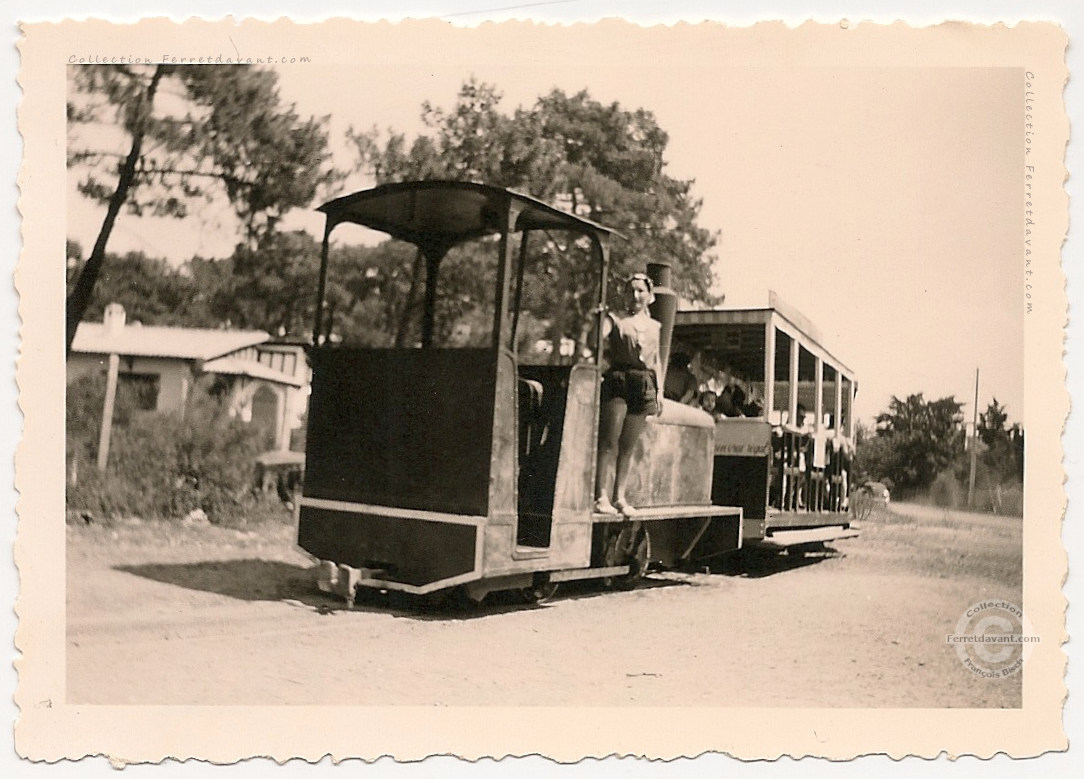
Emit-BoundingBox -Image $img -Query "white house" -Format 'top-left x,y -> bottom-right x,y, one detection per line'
69,304 -> 309,451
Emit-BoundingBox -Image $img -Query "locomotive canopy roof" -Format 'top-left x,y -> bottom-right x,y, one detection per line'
318,180 -> 617,252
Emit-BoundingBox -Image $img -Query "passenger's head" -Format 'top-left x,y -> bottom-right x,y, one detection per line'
623,272 -> 655,313
669,351 -> 691,370
699,390 -> 717,412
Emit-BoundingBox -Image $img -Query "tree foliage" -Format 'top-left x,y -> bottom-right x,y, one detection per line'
867,393 -> 966,492
976,397 -> 1024,485
67,250 -> 206,327
66,64 -> 339,351
351,80 -> 721,300
977,397 -> 1010,448
219,231 -> 322,335
345,79 -> 721,353
857,393 -> 1023,512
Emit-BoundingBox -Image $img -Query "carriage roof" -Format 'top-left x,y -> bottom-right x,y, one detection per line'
674,306 -> 855,382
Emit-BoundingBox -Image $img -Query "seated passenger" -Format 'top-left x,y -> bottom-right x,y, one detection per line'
716,383 -> 746,418
698,389 -> 718,415
704,366 -> 731,396
664,352 -> 699,404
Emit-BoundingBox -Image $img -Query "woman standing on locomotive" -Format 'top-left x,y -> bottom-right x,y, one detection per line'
594,273 -> 663,517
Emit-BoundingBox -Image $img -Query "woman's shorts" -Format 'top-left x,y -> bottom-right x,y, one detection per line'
602,368 -> 659,416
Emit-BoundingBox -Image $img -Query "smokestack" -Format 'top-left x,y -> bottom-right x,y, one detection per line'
103,303 -> 126,336
646,262 -> 677,387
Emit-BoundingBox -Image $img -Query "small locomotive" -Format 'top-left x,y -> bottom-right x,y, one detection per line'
295,181 -> 742,606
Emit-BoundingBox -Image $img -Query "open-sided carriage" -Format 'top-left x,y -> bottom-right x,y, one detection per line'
296,181 -> 742,606
672,295 -> 860,554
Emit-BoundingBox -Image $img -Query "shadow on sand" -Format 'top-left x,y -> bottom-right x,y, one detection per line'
115,559 -> 326,605
707,543 -> 846,579
115,545 -> 843,621
114,558 -> 691,621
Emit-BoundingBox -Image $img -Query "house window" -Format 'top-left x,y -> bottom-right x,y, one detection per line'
119,373 -> 160,411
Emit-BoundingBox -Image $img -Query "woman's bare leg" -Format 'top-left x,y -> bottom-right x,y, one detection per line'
596,397 -> 627,507
613,412 -> 648,508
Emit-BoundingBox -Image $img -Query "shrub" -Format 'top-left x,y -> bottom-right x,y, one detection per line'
991,482 -> 1024,517
922,468 -> 1023,516
929,470 -> 963,509
849,490 -> 875,522
66,370 -> 146,472
66,376 -> 280,524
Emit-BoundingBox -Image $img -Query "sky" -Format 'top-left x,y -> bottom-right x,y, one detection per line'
66,22 -> 1026,429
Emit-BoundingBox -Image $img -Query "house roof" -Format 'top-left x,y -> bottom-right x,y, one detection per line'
72,322 -> 270,361
201,356 -> 306,388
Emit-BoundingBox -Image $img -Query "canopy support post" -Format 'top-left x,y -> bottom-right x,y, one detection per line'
420,245 -> 447,348
313,220 -> 333,347
763,320 -> 776,420
510,230 -> 530,349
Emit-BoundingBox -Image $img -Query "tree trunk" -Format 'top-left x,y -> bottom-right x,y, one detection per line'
66,65 -> 166,355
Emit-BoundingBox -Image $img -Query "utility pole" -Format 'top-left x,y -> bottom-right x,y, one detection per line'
97,352 -> 120,471
96,303 -> 126,471
967,368 -> 979,508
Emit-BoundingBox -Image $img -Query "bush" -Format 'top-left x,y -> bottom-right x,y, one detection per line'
849,490 -> 875,521
66,370 -> 146,471
990,482 -> 1024,517
66,376 -> 282,524
920,468 -> 1022,516
929,471 -> 963,509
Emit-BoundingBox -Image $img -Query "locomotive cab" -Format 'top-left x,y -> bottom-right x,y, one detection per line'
296,182 -> 742,604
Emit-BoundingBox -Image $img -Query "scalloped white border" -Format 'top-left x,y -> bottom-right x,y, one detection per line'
7,4 -> 1080,775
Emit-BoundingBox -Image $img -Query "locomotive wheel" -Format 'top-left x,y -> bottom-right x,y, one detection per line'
600,523 -> 650,590
519,574 -> 559,605
613,525 -> 651,590
418,588 -> 453,612
598,524 -> 627,588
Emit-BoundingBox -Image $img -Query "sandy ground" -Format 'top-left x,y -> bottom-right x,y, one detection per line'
66,502 -> 1022,707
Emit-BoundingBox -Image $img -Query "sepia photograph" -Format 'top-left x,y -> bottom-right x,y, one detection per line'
10,3 -> 1076,768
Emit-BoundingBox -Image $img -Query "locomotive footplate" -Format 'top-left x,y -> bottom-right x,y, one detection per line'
590,504 -> 742,523
590,504 -> 743,570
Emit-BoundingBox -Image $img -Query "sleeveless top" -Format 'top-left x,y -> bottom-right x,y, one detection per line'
606,311 -> 661,372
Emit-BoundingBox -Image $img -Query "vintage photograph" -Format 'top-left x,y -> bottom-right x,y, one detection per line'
13,11 -> 1071,765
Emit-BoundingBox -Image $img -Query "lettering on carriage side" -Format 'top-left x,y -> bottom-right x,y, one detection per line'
1024,71 -> 1035,314
717,443 -> 772,456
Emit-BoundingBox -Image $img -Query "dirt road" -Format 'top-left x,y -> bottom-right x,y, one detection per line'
66,503 -> 1022,707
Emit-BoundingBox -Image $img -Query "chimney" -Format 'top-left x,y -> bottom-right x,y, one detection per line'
103,303 -> 126,336
646,262 -> 677,387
